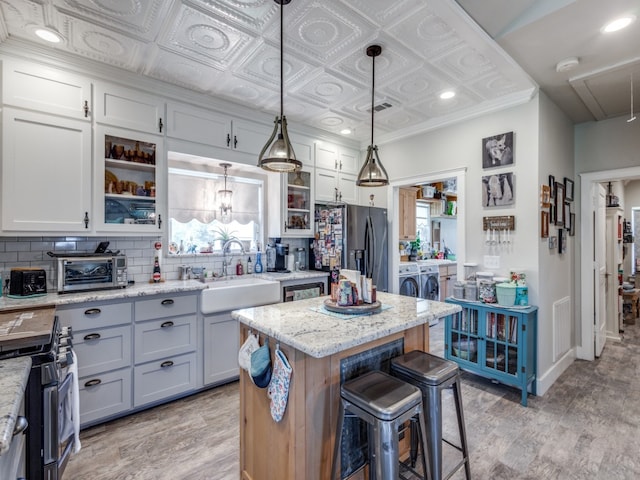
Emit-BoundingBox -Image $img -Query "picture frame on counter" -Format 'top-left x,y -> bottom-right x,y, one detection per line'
564,177 -> 574,201
541,210 -> 549,238
554,182 -> 565,226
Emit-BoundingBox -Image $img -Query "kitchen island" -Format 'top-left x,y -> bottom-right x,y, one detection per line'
231,292 -> 461,480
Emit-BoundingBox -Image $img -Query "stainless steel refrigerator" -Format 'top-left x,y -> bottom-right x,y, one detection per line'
309,203 -> 388,292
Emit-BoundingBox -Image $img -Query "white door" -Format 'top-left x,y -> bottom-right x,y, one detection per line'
594,184 -> 607,356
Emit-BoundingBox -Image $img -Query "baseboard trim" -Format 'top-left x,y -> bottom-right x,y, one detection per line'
535,347 -> 576,396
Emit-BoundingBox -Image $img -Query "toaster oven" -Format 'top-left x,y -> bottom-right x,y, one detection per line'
57,255 -> 128,293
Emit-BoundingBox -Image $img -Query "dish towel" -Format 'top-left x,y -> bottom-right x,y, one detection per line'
238,332 -> 260,383
69,350 -> 82,454
267,347 -> 292,422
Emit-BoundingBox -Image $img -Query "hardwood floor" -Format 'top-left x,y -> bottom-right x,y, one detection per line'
66,318 -> 640,479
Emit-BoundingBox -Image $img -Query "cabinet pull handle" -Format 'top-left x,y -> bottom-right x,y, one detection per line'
161,298 -> 174,305
158,118 -> 163,133
84,333 -> 101,341
339,160 -> 343,170
334,159 -> 338,170
83,100 -> 89,118
234,135 -> 238,148
13,416 -> 28,436
84,211 -> 89,229
284,221 -> 288,232
158,214 -> 162,229
226,133 -> 231,147
161,360 -> 174,368
84,308 -> 101,316
85,379 -> 102,387
161,321 -> 174,328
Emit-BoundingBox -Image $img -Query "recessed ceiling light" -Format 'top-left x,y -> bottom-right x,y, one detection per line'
440,90 -> 456,100
601,15 -> 636,33
34,28 -> 63,43
340,128 -> 352,135
556,57 -> 580,73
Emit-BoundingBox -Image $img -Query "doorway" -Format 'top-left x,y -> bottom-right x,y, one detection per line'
579,166 -> 640,360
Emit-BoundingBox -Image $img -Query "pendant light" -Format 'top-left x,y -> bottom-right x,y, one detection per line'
218,163 -> 233,223
627,73 -> 636,123
356,44 -> 389,187
258,0 -> 301,173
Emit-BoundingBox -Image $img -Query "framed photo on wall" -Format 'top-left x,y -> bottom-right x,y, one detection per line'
564,177 -> 574,201
541,210 -> 549,238
559,228 -> 567,254
549,175 -> 556,199
482,131 -> 514,169
541,185 -> 551,207
482,172 -> 515,207
569,213 -> 575,236
564,202 -> 571,230
549,236 -> 557,249
555,182 -> 565,226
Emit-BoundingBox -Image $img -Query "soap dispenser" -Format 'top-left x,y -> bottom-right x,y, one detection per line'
236,259 -> 244,276
254,252 -> 263,273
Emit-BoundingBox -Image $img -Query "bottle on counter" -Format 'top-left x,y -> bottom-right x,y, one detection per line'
254,252 -> 263,273
152,256 -> 161,283
236,259 -> 244,276
247,256 -> 253,274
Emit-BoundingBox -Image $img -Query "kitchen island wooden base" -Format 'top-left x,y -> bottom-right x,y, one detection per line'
239,323 -> 429,480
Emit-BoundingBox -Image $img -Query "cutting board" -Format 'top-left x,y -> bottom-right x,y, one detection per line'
0,307 -> 56,351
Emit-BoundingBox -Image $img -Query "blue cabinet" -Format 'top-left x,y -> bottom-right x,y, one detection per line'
444,298 -> 537,406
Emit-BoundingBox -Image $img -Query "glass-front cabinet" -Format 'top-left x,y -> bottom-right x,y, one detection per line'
283,169 -> 313,237
95,126 -> 164,232
445,298 -> 537,406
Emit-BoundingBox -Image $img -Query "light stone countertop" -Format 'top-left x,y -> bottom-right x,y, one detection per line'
255,270 -> 329,282
231,291 -> 461,358
0,356 -> 31,456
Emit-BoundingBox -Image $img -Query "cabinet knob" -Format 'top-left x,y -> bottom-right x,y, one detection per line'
83,333 -> 101,341
84,308 -> 101,316
161,360 -> 174,368
85,378 -> 102,387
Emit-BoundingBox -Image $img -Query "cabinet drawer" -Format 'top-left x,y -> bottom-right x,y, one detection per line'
135,294 -> 197,321
57,301 -> 132,330
134,314 -> 197,364
74,324 -> 132,378
79,367 -> 132,426
133,352 -> 197,407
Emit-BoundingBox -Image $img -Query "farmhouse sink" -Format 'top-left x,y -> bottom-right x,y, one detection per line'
201,277 -> 281,314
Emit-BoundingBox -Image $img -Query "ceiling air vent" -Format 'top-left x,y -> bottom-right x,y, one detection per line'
368,102 -> 393,113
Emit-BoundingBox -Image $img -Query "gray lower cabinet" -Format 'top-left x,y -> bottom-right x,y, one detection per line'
133,293 -> 199,407
57,291 -> 200,427
57,300 -> 133,426
203,311 -> 240,386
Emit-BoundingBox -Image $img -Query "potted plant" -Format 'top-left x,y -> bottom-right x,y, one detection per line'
211,225 -> 237,251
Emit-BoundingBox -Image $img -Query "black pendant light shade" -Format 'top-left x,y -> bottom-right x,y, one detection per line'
258,0 -> 301,173
356,44 -> 389,187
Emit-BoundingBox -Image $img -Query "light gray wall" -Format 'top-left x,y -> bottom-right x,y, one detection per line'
537,92 -> 575,382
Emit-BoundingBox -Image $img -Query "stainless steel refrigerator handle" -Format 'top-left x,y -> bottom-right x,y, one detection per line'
365,215 -> 375,278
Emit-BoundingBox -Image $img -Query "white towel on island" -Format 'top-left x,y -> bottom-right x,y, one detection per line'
70,350 -> 81,454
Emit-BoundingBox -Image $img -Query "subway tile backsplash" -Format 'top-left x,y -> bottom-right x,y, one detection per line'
0,236 -> 310,292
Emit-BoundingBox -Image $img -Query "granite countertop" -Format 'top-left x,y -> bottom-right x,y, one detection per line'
0,356 -> 31,456
0,280 -> 208,312
255,271 -> 329,282
231,291 -> 461,359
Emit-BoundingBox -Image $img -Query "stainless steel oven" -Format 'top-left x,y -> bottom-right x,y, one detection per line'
23,317 -> 76,480
283,281 -> 325,302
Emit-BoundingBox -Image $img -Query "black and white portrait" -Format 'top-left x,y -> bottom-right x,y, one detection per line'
482,172 -> 515,207
482,131 -> 514,169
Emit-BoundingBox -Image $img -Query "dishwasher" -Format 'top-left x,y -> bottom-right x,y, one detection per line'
283,281 -> 325,302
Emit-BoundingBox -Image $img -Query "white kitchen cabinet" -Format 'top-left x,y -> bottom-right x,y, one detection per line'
1,107 -> 92,232
166,101 -> 271,156
269,167 -> 315,238
203,311 -> 240,386
315,142 -> 359,204
2,58 -> 92,120
133,352 -> 198,407
95,82 -> 165,134
290,134 -> 315,167
95,125 -> 164,233
134,314 -> 197,364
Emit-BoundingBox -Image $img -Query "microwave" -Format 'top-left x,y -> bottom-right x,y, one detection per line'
57,255 -> 128,293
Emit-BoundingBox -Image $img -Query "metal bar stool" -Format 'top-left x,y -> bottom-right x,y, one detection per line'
331,370 -> 431,480
391,350 -> 471,480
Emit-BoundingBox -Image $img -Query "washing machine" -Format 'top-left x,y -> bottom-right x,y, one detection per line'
398,262 -> 420,297
418,261 -> 440,326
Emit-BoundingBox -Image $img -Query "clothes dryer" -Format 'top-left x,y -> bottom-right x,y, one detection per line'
418,261 -> 440,326
398,262 -> 420,297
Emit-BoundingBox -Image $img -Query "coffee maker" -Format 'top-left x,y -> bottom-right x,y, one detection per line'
275,243 -> 289,272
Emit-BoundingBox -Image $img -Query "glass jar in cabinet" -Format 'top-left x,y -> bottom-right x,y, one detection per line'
96,126 -> 164,233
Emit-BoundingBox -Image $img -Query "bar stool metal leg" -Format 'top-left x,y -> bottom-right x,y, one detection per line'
452,376 -> 471,479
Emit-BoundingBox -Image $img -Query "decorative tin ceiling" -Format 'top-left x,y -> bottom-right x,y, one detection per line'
0,0 -> 537,142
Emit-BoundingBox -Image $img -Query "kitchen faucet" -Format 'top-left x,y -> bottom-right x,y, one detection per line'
222,238 -> 245,276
